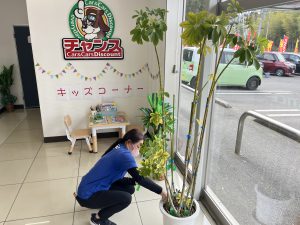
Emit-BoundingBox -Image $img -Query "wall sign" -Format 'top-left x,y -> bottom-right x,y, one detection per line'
63,0 -> 124,60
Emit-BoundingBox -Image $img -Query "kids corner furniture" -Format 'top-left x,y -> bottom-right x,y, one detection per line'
64,115 -> 93,155
88,112 -> 129,153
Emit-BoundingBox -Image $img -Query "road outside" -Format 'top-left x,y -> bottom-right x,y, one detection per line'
177,75 -> 300,225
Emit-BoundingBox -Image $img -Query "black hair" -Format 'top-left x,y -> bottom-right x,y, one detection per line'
102,129 -> 144,157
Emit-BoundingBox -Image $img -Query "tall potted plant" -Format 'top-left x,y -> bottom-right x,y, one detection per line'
0,65 -> 17,112
131,7 -> 172,181
160,2 -> 267,223
131,1 -> 268,224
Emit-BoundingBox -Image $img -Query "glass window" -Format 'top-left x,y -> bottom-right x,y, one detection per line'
183,49 -> 194,62
177,0 -> 211,167
205,8 -> 300,225
290,54 -> 300,62
264,53 -> 275,61
221,51 -> 241,65
276,53 -> 286,62
282,54 -> 290,60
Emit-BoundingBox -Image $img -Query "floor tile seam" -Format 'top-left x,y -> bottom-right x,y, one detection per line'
0,183 -> 23,187
0,157 -> 36,163
23,176 -> 79,184
73,201 -> 140,213
13,127 -> 43,131
4,142 -> 43,222
135,201 -> 144,225
0,117 -> 26,147
33,155 -> 81,160
34,154 -> 81,159
3,141 -> 44,144
74,208 -> 90,213
133,192 -> 137,203
13,128 -> 43,132
0,141 -> 43,146
3,211 -> 74,223
135,198 -> 161,204
72,141 -> 84,225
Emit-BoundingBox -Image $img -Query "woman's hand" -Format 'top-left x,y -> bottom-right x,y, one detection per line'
160,190 -> 168,203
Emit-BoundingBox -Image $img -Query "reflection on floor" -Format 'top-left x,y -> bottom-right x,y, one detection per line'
0,109 -> 213,225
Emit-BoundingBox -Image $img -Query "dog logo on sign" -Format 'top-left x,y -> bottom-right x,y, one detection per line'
69,0 -> 115,41
64,0 -> 124,60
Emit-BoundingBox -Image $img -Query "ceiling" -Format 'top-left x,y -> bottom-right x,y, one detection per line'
219,0 -> 300,11
270,1 -> 300,10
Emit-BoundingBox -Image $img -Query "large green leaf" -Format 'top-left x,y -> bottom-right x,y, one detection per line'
130,8 -> 167,47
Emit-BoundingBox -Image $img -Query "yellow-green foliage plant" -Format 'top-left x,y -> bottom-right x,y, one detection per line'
131,7 -> 172,180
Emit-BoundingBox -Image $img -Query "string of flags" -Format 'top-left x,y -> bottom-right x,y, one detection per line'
35,62 -> 104,81
105,63 -> 159,80
35,62 -> 159,81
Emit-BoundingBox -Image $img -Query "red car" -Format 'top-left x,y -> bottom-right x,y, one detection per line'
257,52 -> 296,76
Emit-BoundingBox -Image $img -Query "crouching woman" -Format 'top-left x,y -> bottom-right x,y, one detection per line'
75,129 -> 167,225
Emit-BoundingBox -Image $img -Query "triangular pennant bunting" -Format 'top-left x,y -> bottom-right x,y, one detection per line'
35,62 -> 150,81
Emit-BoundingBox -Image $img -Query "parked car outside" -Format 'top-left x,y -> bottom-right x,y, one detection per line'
256,52 -> 296,76
181,47 -> 263,90
281,52 -> 300,74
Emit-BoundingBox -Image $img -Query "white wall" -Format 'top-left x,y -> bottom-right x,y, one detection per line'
165,0 -> 183,113
0,0 -> 27,108
26,0 -> 166,138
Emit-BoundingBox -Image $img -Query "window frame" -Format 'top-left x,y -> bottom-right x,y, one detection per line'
187,1 -> 300,224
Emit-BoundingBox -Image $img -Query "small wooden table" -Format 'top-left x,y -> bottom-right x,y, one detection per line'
88,114 -> 129,153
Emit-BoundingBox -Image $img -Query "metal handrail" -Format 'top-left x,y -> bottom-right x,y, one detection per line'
235,110 -> 300,155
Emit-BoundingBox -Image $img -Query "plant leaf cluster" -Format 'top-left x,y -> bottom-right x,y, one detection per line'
0,65 -> 17,105
130,7 -> 167,46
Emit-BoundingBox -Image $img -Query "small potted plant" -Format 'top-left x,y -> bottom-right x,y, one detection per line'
0,65 -> 17,112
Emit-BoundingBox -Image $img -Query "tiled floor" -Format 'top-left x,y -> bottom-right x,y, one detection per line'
0,109 -> 213,225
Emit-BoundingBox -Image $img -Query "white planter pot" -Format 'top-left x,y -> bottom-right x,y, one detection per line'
255,184 -> 292,225
159,199 -> 200,225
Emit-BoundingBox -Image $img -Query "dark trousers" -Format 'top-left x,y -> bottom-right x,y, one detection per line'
76,179 -> 135,219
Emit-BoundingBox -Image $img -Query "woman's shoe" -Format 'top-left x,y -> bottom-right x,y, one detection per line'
90,213 -> 117,225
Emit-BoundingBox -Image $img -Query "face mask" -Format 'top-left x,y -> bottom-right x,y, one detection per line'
131,144 -> 139,158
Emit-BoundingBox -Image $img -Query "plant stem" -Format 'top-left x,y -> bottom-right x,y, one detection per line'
180,27 -> 234,211
215,24 -> 233,74
164,174 -> 179,216
179,40 -> 206,213
171,95 -> 175,192
214,58 -> 235,85
186,46 -> 224,205
188,37 -> 236,205
154,45 -> 163,92
189,63 -> 224,201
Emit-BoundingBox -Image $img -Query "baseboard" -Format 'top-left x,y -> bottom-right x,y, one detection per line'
44,132 -> 119,143
0,104 -> 24,114
14,104 -> 25,109
44,136 -> 69,143
0,107 -> 5,114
